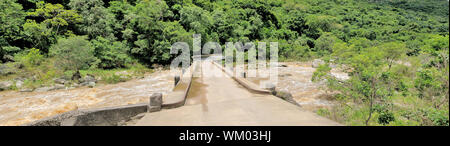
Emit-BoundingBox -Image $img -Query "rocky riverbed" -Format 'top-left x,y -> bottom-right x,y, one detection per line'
245,61 -> 349,112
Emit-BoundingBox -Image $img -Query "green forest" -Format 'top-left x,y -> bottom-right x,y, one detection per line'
0,0 -> 448,126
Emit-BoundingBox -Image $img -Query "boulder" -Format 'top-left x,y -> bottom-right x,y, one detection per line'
0,81 -> 13,90
54,78 -> 67,84
88,82 -> 95,88
312,59 -> 325,68
72,83 -> 81,88
20,88 -> 34,92
80,82 -> 89,86
81,74 -> 97,83
54,84 -> 66,90
0,64 -> 15,75
263,83 -> 276,91
34,86 -> 54,92
278,73 -> 292,77
34,84 -> 64,92
71,71 -> 81,81
272,88 -> 301,107
278,64 -> 288,67
15,80 -> 24,89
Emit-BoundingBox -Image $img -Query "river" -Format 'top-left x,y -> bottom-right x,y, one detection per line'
0,70 -> 174,126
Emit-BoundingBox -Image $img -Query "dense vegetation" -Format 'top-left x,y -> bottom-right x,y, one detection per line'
0,0 -> 448,125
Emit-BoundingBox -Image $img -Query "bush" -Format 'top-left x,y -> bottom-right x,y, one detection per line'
90,37 -> 131,69
378,111 -> 395,125
426,108 -> 449,126
14,48 -> 45,77
49,36 -> 97,71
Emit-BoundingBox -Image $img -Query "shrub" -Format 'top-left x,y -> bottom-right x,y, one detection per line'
49,36 -> 97,71
426,108 -> 449,126
15,48 -> 44,68
90,37 -> 131,69
378,111 -> 395,125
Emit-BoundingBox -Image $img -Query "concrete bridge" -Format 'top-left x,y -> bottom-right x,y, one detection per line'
135,58 -> 340,126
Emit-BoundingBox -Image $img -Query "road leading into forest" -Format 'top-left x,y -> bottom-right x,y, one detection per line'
135,60 -> 340,126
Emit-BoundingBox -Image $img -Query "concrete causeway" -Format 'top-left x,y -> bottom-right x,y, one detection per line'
135,60 -> 341,126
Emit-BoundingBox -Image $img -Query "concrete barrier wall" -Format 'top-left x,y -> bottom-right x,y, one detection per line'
24,103 -> 148,126
161,61 -> 198,109
211,61 -> 271,94
25,62 -> 199,126
211,61 -> 300,107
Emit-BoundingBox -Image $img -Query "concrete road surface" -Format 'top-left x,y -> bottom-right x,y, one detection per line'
135,61 -> 340,126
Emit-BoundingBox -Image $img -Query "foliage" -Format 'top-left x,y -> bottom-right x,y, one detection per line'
0,0 -> 448,125
90,37 -> 131,69
23,1 -> 82,52
49,36 -> 96,71
68,0 -> 116,40
0,0 -> 25,62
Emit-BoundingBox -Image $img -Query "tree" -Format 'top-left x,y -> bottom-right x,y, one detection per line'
49,36 -> 96,71
90,37 -> 131,69
315,43 -> 395,125
68,0 -> 116,40
380,42 -> 407,69
125,0 -> 191,64
23,1 -> 82,52
180,5 -> 213,41
0,0 -> 25,62
314,33 -> 340,55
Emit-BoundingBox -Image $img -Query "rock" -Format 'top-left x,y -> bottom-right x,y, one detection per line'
72,71 -> 81,81
15,80 -> 24,89
54,78 -> 67,84
81,74 -> 97,83
0,64 -> 15,75
88,82 -> 95,88
330,72 -> 350,81
263,83 -> 276,91
278,64 -> 288,67
278,73 -> 292,77
0,81 -> 13,90
80,82 -> 89,86
34,86 -> 54,92
272,88 -> 301,107
20,88 -> 34,92
34,84 -> 65,92
54,84 -> 66,90
72,83 -> 80,88
312,59 -> 325,68
78,74 -> 97,87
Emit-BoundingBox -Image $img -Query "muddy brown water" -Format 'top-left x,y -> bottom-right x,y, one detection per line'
0,70 -> 175,126
0,61 -> 347,126
241,62 -> 348,112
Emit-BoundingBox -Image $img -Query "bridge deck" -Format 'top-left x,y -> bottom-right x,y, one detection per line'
135,61 -> 340,126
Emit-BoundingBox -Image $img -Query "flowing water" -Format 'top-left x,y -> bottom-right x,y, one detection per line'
0,61 -> 347,126
245,62 -> 349,112
0,70 -> 175,126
